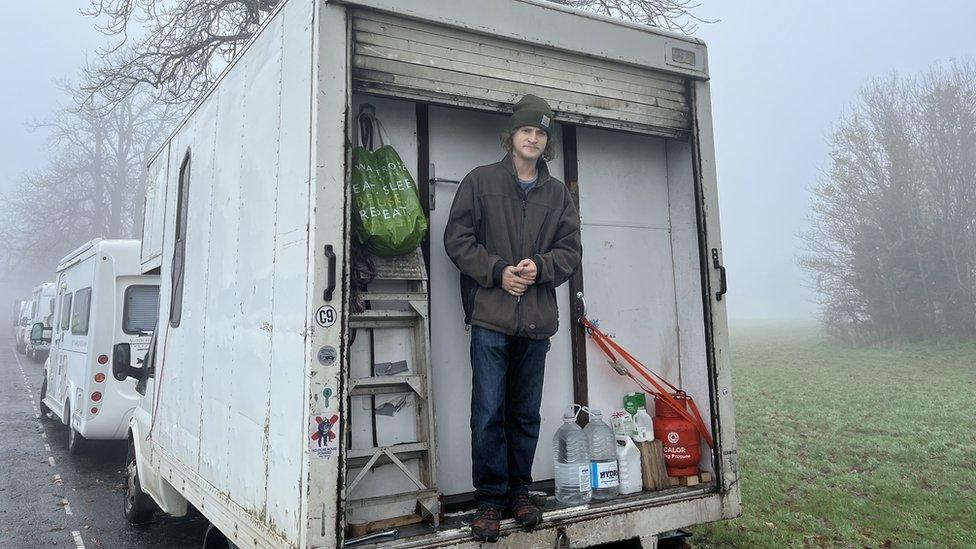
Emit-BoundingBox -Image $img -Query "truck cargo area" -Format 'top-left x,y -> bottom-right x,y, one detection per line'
342,90 -> 722,544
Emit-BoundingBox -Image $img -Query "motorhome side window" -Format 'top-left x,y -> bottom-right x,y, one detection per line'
71,287 -> 92,335
170,150 -> 190,328
124,285 -> 160,334
59,294 -> 72,331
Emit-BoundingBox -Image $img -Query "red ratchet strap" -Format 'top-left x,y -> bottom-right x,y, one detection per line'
580,316 -> 714,448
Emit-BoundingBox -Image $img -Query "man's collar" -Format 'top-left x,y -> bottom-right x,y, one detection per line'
501,153 -> 551,186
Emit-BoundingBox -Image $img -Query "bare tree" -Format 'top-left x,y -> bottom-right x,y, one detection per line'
0,85 -> 178,283
81,0 -> 709,109
554,0 -> 710,33
801,61 -> 976,343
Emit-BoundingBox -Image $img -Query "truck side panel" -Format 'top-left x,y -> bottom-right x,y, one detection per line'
154,84 -> 217,471
265,0 -> 317,537
149,0 -> 317,545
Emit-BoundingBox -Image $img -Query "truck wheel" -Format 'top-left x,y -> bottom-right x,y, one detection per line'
66,412 -> 85,455
124,437 -> 155,524
203,524 -> 238,549
39,379 -> 50,415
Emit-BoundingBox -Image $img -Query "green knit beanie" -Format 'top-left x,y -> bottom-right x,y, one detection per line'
509,94 -> 554,134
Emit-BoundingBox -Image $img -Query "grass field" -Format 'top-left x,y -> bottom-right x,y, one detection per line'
691,323 -> 976,548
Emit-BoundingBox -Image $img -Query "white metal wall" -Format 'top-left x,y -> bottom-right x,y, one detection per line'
576,127 -> 711,469
150,0 -> 314,543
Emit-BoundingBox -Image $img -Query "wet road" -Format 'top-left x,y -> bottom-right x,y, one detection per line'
0,338 -> 208,548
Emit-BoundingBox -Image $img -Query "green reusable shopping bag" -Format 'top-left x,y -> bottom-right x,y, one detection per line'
351,109 -> 428,257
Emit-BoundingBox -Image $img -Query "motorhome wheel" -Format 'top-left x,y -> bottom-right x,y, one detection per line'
123,437 -> 155,524
66,408 -> 84,455
39,379 -> 50,415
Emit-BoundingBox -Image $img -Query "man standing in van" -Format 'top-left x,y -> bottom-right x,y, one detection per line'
444,95 -> 582,542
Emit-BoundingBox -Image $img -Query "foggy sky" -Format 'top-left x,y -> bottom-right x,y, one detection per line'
696,0 -> 976,320
2,0 -> 975,321
0,1 -> 103,194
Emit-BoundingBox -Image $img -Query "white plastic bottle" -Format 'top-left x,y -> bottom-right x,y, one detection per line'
633,408 -> 655,440
615,435 -> 643,495
583,409 -> 619,500
552,408 -> 592,505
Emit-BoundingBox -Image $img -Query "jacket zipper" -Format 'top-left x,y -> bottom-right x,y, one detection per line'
516,193 -> 526,335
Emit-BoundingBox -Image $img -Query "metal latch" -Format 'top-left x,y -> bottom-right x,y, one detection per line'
429,163 -> 460,211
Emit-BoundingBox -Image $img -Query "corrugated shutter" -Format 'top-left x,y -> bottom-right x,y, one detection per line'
352,10 -> 691,138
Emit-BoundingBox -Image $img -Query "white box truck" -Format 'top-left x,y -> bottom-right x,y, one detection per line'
119,0 -> 739,547
25,282 -> 57,362
40,239 -> 161,454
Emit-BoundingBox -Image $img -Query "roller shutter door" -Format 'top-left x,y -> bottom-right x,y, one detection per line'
351,10 -> 691,138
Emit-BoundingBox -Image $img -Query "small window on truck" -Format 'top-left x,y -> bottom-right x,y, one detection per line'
123,285 -> 160,334
71,287 -> 92,335
59,294 -> 72,331
170,149 -> 190,328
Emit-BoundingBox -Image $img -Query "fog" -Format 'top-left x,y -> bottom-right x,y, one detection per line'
0,1 -> 103,194
2,0 -> 975,324
697,0 -> 976,321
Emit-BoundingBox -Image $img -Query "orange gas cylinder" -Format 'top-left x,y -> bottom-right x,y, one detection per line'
652,392 -> 701,476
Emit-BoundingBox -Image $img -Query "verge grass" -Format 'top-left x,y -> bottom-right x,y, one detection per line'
693,322 -> 976,548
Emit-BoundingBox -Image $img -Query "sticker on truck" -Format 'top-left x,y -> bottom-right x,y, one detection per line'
309,413 -> 340,459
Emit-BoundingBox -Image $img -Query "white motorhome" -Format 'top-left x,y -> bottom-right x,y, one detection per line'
120,0 -> 739,547
40,239 -> 160,454
25,282 -> 57,362
13,299 -> 31,352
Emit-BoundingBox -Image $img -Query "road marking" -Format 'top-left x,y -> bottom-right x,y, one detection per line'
61,498 -> 73,515
48,456 -> 55,467
45,443 -> 51,451
71,530 -> 86,548
54,474 -> 63,485
41,431 -> 47,439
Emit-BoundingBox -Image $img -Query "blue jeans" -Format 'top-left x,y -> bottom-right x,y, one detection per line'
469,326 -> 549,509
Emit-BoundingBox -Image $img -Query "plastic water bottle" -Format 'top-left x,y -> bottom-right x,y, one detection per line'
552,408 -> 592,505
615,435 -> 643,495
584,409 -> 619,500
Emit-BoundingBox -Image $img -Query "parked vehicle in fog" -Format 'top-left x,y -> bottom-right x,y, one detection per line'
11,299 -> 28,336
14,300 -> 32,353
40,239 -> 160,454
25,282 -> 57,362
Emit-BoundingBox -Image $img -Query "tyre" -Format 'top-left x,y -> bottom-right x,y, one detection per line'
124,436 -> 155,525
67,423 -> 85,455
39,379 -> 50,415
203,523 -> 238,549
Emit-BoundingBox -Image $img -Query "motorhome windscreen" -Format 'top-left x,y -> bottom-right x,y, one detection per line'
123,285 -> 160,334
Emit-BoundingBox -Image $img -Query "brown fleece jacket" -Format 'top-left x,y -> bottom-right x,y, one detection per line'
443,154 -> 582,339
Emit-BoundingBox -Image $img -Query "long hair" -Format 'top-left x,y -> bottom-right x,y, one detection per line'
501,130 -> 558,162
